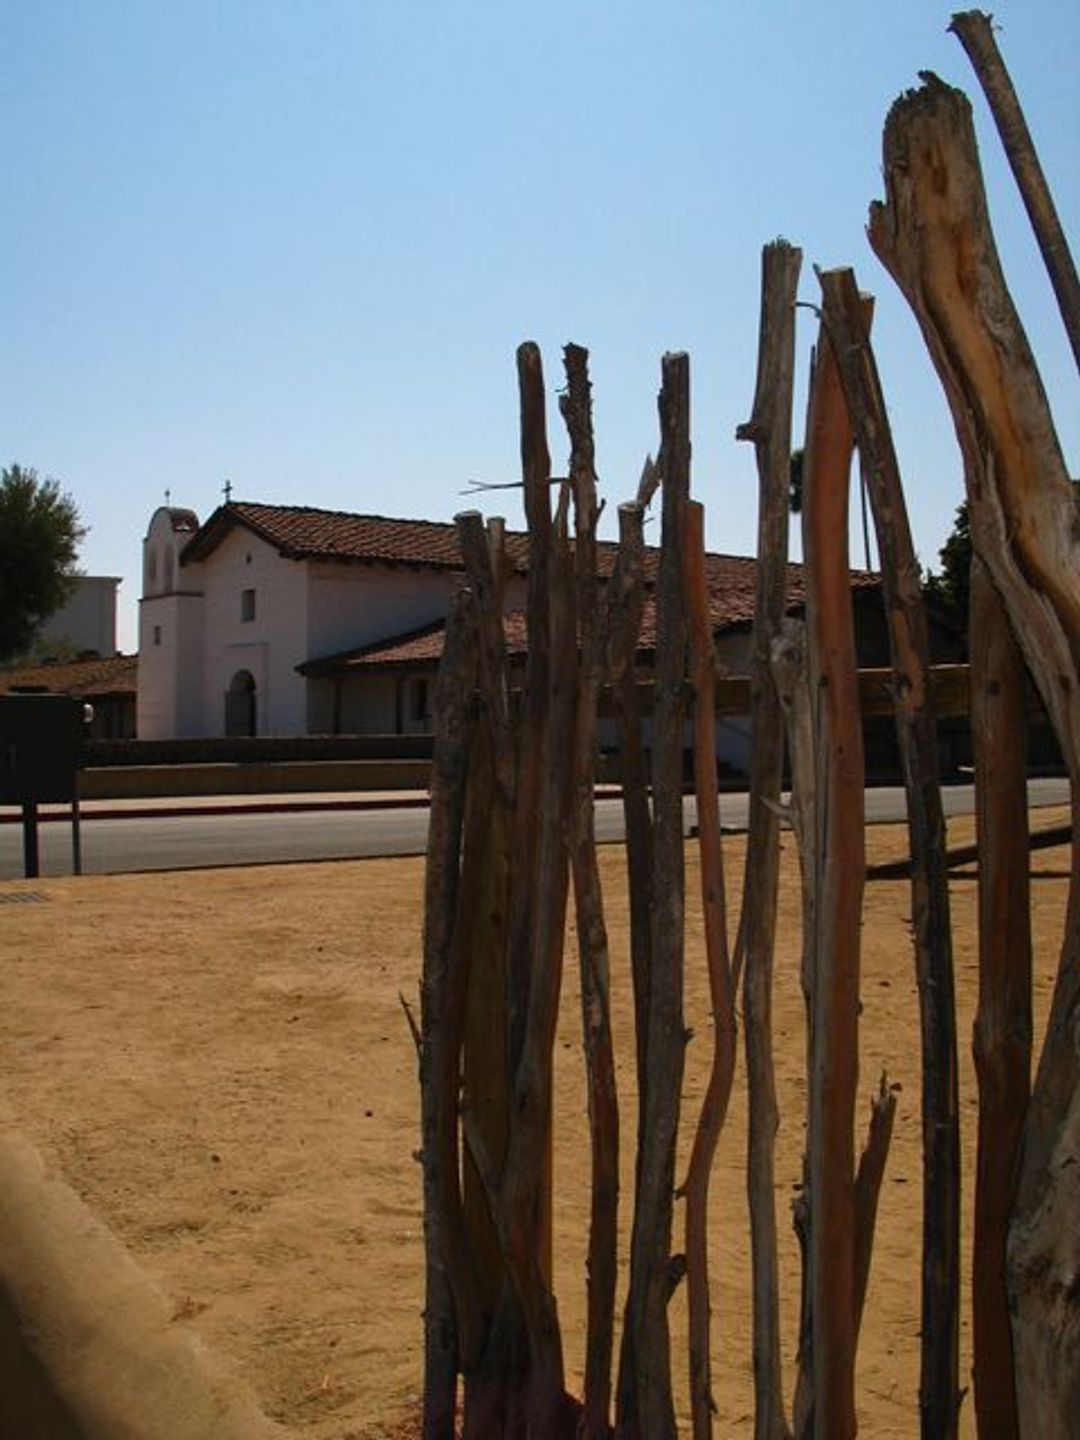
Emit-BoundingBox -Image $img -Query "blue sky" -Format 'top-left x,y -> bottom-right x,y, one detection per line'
4,1 -> 1078,654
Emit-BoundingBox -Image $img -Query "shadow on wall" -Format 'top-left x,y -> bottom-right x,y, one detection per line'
0,1287 -> 85,1440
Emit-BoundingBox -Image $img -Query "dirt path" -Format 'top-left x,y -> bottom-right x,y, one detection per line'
0,808 -> 1070,1436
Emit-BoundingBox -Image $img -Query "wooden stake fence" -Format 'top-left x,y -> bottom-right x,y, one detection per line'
417,47 -> 1076,1438
869,74 -> 1080,1434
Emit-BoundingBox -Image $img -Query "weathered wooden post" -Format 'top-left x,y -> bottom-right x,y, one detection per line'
735,237 -> 802,1440
819,264 -> 962,1439
560,343 -> 619,1440
969,556 -> 1032,1439
800,309 -> 864,1440
681,498 -> 737,1440
419,588 -> 477,1440
617,353 -> 691,1440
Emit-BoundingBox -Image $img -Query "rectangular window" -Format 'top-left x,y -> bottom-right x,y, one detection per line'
152,625 -> 162,646
241,588 -> 256,622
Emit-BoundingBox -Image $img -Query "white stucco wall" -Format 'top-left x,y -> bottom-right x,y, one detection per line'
137,509 -> 527,738
301,563 -> 462,735
305,562 -> 460,657
137,510 -> 207,738
196,530 -> 309,736
137,592 -> 205,738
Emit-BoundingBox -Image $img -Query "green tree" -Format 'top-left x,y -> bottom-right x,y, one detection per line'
922,499 -> 973,636
0,464 -> 86,662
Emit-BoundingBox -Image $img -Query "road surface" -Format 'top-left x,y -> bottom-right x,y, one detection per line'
0,779 -> 1070,881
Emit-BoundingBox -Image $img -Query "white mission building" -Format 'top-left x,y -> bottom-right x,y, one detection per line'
137,497 -> 891,763
136,500 -> 522,741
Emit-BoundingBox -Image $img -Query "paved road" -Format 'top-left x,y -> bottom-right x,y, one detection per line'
0,779 -> 1070,881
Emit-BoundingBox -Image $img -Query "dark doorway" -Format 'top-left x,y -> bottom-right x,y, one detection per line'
225,670 -> 256,736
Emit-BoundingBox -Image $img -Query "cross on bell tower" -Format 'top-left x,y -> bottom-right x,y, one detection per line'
223,479 -> 233,503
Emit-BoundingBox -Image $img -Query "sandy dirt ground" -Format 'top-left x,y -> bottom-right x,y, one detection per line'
0,804 -> 1071,1437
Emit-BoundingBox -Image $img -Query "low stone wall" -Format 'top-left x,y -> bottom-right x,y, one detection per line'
78,758 -> 433,800
0,1136 -> 284,1440
85,734 -> 436,768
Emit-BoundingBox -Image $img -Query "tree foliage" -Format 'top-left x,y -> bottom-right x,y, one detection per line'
0,464 -> 86,662
922,499 -> 973,637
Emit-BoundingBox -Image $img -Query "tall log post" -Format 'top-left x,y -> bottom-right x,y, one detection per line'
818,266 -> 962,1438
801,316 -> 863,1440
869,77 -> 1080,1436
969,556 -> 1031,1439
606,503 -> 653,1120
495,344 -> 574,1431
735,237 -> 802,1440
454,512 -> 515,1402
607,501 -> 654,1436
770,618 -> 817,1440
681,499 -> 737,1440
506,342 -> 555,1078
949,10 -> 1080,374
617,353 -> 691,1440
420,590 -> 478,1439
458,345 -> 580,1437
561,343 -> 620,1439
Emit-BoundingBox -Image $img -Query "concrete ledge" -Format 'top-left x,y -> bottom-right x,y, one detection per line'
0,1135 -> 285,1440
78,758 -> 433,800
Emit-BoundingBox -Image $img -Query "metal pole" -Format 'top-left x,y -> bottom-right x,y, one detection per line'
21,800 -> 40,879
71,793 -> 82,876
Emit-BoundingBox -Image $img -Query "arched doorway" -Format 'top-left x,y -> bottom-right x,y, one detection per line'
225,670 -> 257,737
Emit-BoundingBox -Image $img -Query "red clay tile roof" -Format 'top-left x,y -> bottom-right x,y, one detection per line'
181,502 -> 525,570
0,654 -> 138,698
184,501 -> 876,601
300,616 -> 531,674
178,502 -> 880,673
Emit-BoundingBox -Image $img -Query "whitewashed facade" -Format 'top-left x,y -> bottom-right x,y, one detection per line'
136,504 -> 468,739
136,500 -> 892,755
